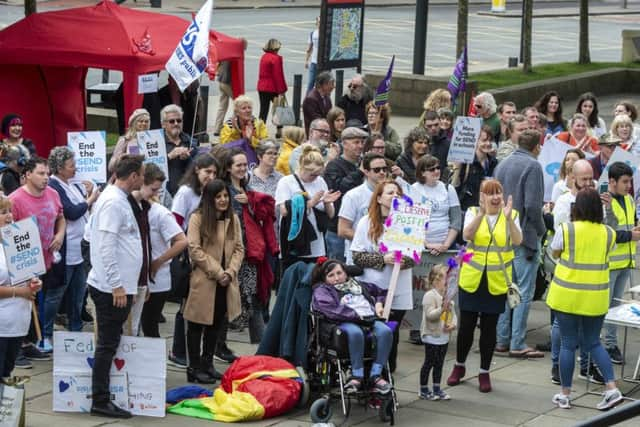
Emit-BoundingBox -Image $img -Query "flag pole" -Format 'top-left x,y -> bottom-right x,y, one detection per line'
189,75 -> 204,145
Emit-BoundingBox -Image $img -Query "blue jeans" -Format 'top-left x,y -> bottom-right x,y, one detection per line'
306,62 -> 318,95
554,311 -> 615,388
497,243 -> 540,350
42,264 -> 86,338
339,321 -> 392,378
551,317 -> 588,371
604,268 -> 630,348
325,231 -> 346,263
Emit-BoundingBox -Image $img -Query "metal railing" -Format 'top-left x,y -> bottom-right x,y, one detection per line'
573,400 -> 640,427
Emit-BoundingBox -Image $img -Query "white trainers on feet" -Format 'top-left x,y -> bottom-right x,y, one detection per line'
596,388 -> 623,411
552,393 -> 571,409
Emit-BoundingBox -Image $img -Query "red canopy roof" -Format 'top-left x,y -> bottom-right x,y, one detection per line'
0,1 -> 244,155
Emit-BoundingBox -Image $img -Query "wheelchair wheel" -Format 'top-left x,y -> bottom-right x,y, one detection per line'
379,398 -> 394,424
310,397 -> 332,423
295,366 -> 310,408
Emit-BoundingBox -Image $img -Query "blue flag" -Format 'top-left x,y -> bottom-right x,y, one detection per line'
374,55 -> 395,107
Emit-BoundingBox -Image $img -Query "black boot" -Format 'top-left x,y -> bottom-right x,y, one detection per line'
186,356 -> 216,384
202,353 -> 223,380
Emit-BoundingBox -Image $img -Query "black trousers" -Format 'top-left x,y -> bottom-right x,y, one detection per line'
388,309 -> 406,373
420,342 -> 448,387
187,285 -> 227,367
140,291 -> 169,338
90,287 -> 132,403
0,337 -> 21,377
258,91 -> 278,123
456,310 -> 499,371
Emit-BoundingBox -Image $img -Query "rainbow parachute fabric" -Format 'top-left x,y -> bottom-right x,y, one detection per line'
168,355 -> 302,422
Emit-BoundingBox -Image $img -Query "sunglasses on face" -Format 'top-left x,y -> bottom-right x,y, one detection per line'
369,166 -> 388,173
166,118 -> 183,124
426,166 -> 440,172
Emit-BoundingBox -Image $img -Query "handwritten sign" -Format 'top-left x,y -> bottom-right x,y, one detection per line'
53,331 -> 166,417
447,116 -> 482,164
380,196 -> 430,261
138,74 -> 158,94
137,130 -> 169,177
537,137 -> 573,202
68,131 -> 107,183
53,374 -> 128,413
0,217 -> 46,284
598,147 -> 640,196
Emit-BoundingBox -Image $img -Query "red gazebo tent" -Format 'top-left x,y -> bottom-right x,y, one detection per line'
0,1 -> 245,156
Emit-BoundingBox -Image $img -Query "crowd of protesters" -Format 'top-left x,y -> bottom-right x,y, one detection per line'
2,50 -> 640,418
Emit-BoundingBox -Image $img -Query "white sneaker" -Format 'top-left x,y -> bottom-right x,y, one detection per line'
38,338 -> 53,353
596,388 -> 623,411
552,393 -> 571,409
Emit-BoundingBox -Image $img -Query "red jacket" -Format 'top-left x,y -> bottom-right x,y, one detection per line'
257,52 -> 287,94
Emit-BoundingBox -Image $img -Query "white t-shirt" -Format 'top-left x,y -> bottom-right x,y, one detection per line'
51,176 -> 88,265
148,203 -> 183,293
309,29 -> 319,64
553,192 -> 575,230
463,209 -> 522,235
350,215 -> 413,310
0,250 -> 31,337
551,179 -> 570,204
412,181 -> 460,244
172,185 -> 201,231
339,182 -> 373,263
275,174 -> 328,258
87,185 -> 142,295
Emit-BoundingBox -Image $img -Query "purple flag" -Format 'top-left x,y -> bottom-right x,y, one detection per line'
223,139 -> 258,170
374,55 -> 395,106
447,47 -> 467,109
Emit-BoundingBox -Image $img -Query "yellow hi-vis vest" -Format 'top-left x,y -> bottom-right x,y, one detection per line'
546,221 -> 614,316
459,208 -> 518,296
609,194 -> 636,270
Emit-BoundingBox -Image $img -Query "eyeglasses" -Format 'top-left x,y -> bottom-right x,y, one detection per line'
312,128 -> 330,135
426,166 -> 440,172
348,84 -> 361,89
474,104 -> 483,109
165,118 -> 183,124
370,166 -> 388,174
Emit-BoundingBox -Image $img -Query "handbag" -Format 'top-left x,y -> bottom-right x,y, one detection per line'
0,377 -> 27,427
488,214 -> 521,309
293,174 -> 329,233
272,96 -> 296,127
169,247 -> 192,303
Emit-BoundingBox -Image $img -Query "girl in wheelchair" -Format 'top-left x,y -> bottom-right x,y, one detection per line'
311,257 -> 393,395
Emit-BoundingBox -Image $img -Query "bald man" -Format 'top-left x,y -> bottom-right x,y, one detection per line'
552,159 -> 595,229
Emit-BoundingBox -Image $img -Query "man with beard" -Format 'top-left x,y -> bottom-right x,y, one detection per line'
161,104 -> 196,196
337,74 -> 372,125
288,118 -> 339,173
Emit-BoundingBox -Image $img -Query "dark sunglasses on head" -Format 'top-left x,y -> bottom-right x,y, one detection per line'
166,118 -> 183,124
370,166 -> 388,173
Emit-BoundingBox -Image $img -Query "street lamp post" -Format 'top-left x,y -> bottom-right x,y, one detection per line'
412,0 -> 429,75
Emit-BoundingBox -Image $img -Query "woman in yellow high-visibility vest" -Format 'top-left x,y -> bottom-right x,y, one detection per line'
547,189 -> 623,411
447,179 -> 522,393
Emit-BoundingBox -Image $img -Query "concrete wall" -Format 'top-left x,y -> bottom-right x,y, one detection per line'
364,68 -> 640,116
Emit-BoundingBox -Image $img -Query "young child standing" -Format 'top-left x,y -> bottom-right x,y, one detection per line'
419,264 -> 457,400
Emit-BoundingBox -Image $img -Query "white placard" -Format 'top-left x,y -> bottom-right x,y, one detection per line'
598,147 -> 640,196
67,131 -> 107,183
53,332 -> 166,417
138,74 -> 158,94
53,373 -> 128,413
447,116 -> 482,164
0,217 -> 46,284
137,130 -> 169,177
380,197 -> 431,259
538,137 -> 573,202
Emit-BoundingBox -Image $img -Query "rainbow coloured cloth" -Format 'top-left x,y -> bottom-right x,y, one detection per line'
168,355 -> 302,422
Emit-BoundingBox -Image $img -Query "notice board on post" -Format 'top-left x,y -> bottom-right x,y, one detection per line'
317,0 -> 365,71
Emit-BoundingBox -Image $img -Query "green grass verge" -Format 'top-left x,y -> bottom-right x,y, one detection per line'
471,62 -> 640,91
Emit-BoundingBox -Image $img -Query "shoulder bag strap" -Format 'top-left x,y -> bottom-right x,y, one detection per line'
486,211 -> 512,286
